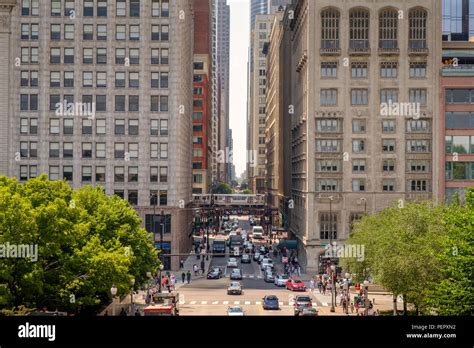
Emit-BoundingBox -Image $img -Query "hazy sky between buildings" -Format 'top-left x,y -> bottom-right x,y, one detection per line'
228,0 -> 250,178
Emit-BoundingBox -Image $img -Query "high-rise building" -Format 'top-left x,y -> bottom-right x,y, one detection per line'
275,0 -> 441,272
0,0 -> 195,271
193,0 -> 213,194
440,0 -> 474,202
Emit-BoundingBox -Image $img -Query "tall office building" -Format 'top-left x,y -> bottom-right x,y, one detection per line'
193,0 -> 213,194
0,0 -> 195,271
440,0 -> 474,202
277,0 -> 441,272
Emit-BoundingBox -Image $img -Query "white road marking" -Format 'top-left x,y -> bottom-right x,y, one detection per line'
223,301 -> 229,305
245,301 -> 251,305
234,301 -> 240,305
249,275 -> 254,278
212,301 -> 219,305
322,302 -> 328,306
190,301 -> 197,305
179,301 -> 185,304
255,301 -> 261,305
279,302 -> 284,306
257,276 -> 262,279
201,301 -> 208,305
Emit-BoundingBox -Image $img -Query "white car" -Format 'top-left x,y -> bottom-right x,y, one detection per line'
261,258 -> 273,270
227,306 -> 244,316
274,274 -> 290,287
227,257 -> 238,268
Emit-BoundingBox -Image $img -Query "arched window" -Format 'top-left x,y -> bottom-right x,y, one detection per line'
349,8 -> 370,50
409,8 -> 427,49
321,8 -> 340,49
379,8 -> 398,49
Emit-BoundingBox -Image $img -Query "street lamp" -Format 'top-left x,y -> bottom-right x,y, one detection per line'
110,285 -> 118,316
330,265 -> 336,312
158,264 -> 164,293
364,279 -> 370,316
328,196 -> 334,243
129,278 -> 135,315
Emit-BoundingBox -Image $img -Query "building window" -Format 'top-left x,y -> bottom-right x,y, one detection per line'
82,166 -> 92,182
382,120 -> 396,133
97,24 -> 107,40
128,167 -> 139,182
65,0 -> 75,16
410,62 -> 427,78
316,119 -> 340,132
320,89 -> 337,105
82,142 -> 92,158
316,139 -> 340,153
83,48 -> 93,64
160,143 -> 168,159
349,8 -> 369,49
129,72 -> 139,88
383,179 -> 395,192
51,0 -> 61,16
352,120 -> 366,133
97,48 -> 107,64
379,8 -> 398,49
351,62 -> 368,78
380,89 -> 398,104
115,120 -> 125,135
130,25 -> 140,40
150,167 -> 158,182
97,0 -> 107,17
407,140 -> 430,153
316,160 -> 341,172
352,159 -> 366,172
409,89 -> 427,106
114,166 -> 124,182
160,119 -> 168,136
352,139 -> 365,153
159,190 -> 168,206
407,120 -> 430,132
114,143 -> 125,159
96,119 -> 106,135
130,0 -> 140,17
317,179 -> 340,192
49,142 -> 60,158
63,142 -> 73,158
64,24 -> 74,40
82,119 -> 93,135
409,8 -> 427,49
383,159 -> 395,172
129,119 -> 139,135
352,179 -> 366,192
321,8 -> 340,49
63,166 -> 73,181
409,180 -> 429,192
128,143 -> 139,159
381,61 -> 398,78
96,143 -> 106,158
116,0 -> 126,16
129,95 -> 139,112
351,89 -> 368,105
64,71 -> 74,87
408,160 -> 430,173
382,139 -> 396,153
83,0 -> 94,16
115,95 -> 125,111
63,119 -> 74,134
116,48 -> 126,65
96,166 -> 106,182
320,213 -> 337,240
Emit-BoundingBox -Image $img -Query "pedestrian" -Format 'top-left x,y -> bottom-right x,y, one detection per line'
186,270 -> 191,284
322,281 -> 327,295
200,260 -> 205,274
193,264 -> 198,276
135,309 -> 141,316
119,308 -> 127,316
297,265 -> 301,277
170,274 -> 176,290
310,279 -> 315,291
180,259 -> 184,269
350,301 -> 354,314
318,280 -> 322,294
181,271 -> 186,283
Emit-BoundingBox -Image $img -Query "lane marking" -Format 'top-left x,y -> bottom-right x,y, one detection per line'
212,301 -> 219,305
245,301 -> 251,305
234,301 -> 240,305
190,301 -> 197,305
255,301 -> 261,305
223,301 -> 229,305
201,301 -> 208,305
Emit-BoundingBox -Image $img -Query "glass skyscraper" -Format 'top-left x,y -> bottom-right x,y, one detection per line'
442,0 -> 474,41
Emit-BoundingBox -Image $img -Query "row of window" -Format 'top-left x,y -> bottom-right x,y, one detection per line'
445,112 -> 474,129
22,0 -> 169,18
20,47 -> 169,65
20,71 -> 169,89
19,118 -> 168,136
320,88 -> 427,106
445,136 -> 474,154
320,7 -> 428,50
316,179 -> 431,193
20,94 -> 169,112
321,61 -> 427,78
445,89 -> 474,104
22,23 -> 170,42
315,139 -> 431,153
316,119 -> 431,133
19,142 -> 169,160
315,159 -> 431,173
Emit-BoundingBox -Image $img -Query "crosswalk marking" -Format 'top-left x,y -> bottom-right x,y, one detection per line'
249,275 -> 254,278
201,301 -> 208,305
234,301 -> 240,305
179,301 -> 185,304
212,301 -> 219,305
255,301 -> 261,305
223,301 -> 229,305
177,300 -> 331,306
322,302 -> 328,306
279,302 -> 284,306
190,301 -> 197,305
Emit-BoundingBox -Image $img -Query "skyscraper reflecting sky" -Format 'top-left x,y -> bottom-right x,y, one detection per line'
442,0 -> 474,41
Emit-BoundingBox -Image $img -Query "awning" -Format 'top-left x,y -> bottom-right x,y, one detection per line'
277,240 -> 298,250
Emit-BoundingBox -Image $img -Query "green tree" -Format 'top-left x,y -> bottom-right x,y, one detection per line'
0,175 -> 159,315
212,183 -> 234,194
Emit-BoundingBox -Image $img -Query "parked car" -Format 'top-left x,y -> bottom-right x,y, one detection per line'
286,278 -> 307,292
253,252 -> 261,261
241,254 -> 251,264
227,281 -> 242,295
227,306 -> 245,316
295,307 -> 318,316
264,270 -> 275,283
274,274 -> 290,287
207,267 -> 223,279
262,295 -> 280,310
230,268 -> 243,280
227,257 -> 238,268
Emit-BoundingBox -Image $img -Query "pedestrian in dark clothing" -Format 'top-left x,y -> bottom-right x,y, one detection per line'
181,272 -> 186,283
180,259 -> 184,269
135,309 -> 141,316
119,308 -> 127,316
200,260 -> 205,274
186,271 -> 191,284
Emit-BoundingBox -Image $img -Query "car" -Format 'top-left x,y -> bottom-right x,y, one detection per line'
241,254 -> 251,263
274,274 -> 290,287
245,243 -> 254,253
264,270 -> 275,283
259,246 -> 268,254
261,258 -> 273,271
294,295 -> 312,309
262,295 -> 280,310
230,268 -> 243,280
286,278 -> 307,292
253,252 -> 261,261
257,254 -> 265,264
207,267 -> 223,279
295,307 -> 319,316
227,281 -> 242,295
227,306 -> 245,316
227,257 -> 238,268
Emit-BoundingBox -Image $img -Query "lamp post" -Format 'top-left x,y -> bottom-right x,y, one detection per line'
328,196 -> 334,243
158,264 -> 164,293
364,279 -> 370,316
330,265 -> 336,312
130,278 -> 135,315
110,285 -> 117,316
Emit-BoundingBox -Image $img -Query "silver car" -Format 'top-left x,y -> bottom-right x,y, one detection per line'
227,306 -> 244,316
227,257 -> 238,268
274,274 -> 290,287
227,281 -> 242,295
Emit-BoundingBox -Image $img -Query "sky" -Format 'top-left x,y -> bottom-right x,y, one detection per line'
228,0 -> 250,178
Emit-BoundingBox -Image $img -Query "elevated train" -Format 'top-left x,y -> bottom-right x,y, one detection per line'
193,194 -> 266,207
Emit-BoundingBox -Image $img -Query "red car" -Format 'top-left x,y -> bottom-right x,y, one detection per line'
286,278 -> 306,291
